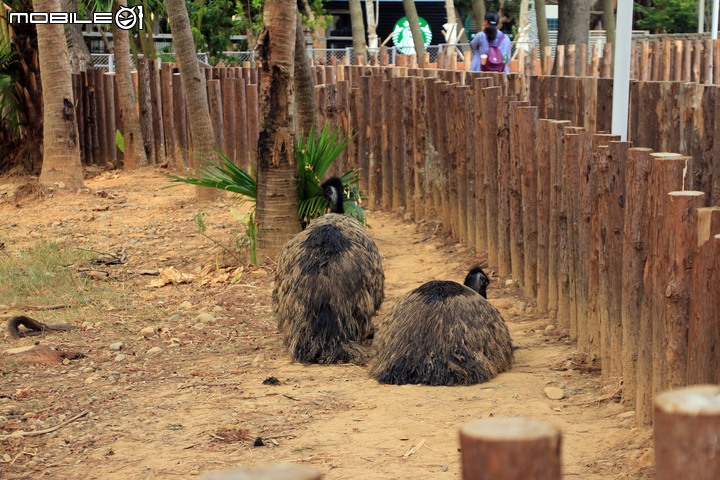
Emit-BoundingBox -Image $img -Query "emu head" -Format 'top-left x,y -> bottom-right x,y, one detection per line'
321,177 -> 345,214
463,266 -> 490,298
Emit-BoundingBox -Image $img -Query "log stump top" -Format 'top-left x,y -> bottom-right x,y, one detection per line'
201,463 -> 322,480
655,385 -> 720,415
460,416 -> 560,441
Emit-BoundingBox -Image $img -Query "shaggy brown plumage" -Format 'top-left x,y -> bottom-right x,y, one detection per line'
272,210 -> 384,365
369,271 -> 513,386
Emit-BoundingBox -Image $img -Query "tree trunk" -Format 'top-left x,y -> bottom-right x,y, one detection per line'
603,0 -> 616,46
366,0 -> 379,55
348,0 -> 367,62
444,0 -> 458,59
61,0 -> 92,73
256,0 -> 301,263
294,8 -> 317,135
557,0 -> 593,46
166,0 -> 220,201
112,0 -> 148,170
402,0 -> 426,66
536,0 -> 551,71
33,0 -> 84,189
0,0 -> 43,174
300,0 -> 322,60
470,0 -> 486,36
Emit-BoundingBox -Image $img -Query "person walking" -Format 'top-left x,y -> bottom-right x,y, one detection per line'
470,11 -> 512,73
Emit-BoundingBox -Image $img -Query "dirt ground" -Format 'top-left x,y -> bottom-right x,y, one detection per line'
0,168 -> 654,480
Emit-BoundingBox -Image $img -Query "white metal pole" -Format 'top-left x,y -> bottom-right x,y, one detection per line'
699,0 -> 706,33
711,0 -> 719,83
611,0 -> 633,141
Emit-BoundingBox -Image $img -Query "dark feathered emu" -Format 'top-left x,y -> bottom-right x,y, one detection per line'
369,266 -> 513,386
272,177 -> 384,364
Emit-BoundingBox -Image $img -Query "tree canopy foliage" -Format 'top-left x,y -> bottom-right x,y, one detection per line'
634,0 -> 698,33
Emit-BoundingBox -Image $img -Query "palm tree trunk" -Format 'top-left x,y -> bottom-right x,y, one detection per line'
348,0 -> 366,62
256,0 -> 301,263
61,0 -> 91,73
1,0 -> 43,174
33,0 -> 84,189
294,9 -> 317,135
401,0 -> 426,66
112,0 -> 148,170
166,0 -> 220,200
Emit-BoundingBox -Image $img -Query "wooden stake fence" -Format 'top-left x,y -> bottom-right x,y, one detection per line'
69,64 -> 720,429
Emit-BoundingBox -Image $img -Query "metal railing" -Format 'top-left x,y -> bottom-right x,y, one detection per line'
91,53 -> 210,72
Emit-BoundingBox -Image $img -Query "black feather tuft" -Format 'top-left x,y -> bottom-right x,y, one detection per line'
414,280 -> 476,304
299,224 -> 352,274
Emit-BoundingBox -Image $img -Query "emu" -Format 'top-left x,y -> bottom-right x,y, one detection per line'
272,177 -> 384,364
369,266 -> 513,386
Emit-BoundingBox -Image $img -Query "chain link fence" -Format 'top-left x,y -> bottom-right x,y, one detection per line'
91,53 -> 210,72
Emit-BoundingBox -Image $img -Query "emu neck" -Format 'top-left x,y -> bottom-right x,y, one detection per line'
327,187 -> 344,214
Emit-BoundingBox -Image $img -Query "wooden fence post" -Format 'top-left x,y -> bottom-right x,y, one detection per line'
555,45 -> 565,76
496,95 -> 518,280
455,85 -> 470,243
234,77 -> 249,169
103,73 -> 117,167
221,75 -> 237,164
83,70 -> 96,166
687,208 -> 720,384
93,69 -> 107,166
560,127 -> 584,339
651,39 -> 661,81
620,147 -> 654,408
207,79 -> 224,158
149,60 -> 165,165
654,385 -> 720,480
597,141 -> 630,380
455,85 -> 476,246
412,76 -> 427,221
508,101 -> 530,286
460,418 -> 561,480
367,75 -> 383,209
402,76 -> 415,220
673,40 -> 683,82
479,84 -> 501,270
137,59 -> 155,164
579,134 -> 620,361
160,63 -> 176,168
636,153 -> 693,426
390,76 -> 405,212
172,72 -> 189,168
464,85 -> 476,249
519,106 -> 539,301
202,463 -> 322,480
548,120 -> 572,323
246,83 -> 259,172
663,191 -> 707,390
357,75 -> 371,198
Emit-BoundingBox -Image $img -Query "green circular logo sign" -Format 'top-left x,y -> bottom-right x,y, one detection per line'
391,16 -> 432,55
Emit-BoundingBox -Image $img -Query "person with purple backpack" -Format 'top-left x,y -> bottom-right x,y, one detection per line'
470,11 -> 512,73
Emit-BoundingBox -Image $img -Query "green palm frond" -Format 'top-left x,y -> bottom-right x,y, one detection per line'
165,124 -> 364,227
165,151 -> 257,199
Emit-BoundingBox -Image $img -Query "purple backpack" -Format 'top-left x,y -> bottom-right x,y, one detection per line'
484,32 -> 506,72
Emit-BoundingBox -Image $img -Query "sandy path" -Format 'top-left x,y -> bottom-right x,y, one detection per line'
0,170 -> 652,479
